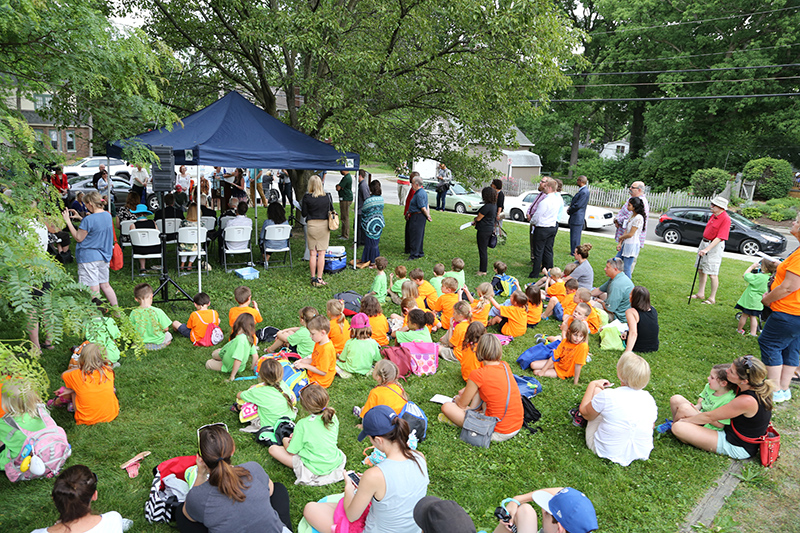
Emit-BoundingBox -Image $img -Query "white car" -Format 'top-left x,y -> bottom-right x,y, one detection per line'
504,190 -> 615,229
62,157 -> 134,180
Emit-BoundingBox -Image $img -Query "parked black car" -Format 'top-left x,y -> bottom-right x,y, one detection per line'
655,206 -> 787,256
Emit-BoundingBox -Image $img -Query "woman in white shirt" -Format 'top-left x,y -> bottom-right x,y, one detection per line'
616,196 -> 645,280
578,351 -> 657,466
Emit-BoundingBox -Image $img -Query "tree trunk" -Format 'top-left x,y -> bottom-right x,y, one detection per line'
629,103 -> 645,159
568,121 -> 581,178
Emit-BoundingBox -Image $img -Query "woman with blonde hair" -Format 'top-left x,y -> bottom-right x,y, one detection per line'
301,175 -> 333,287
178,424 -> 292,533
179,204 -> 206,271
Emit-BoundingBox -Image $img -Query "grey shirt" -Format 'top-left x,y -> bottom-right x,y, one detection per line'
570,259 -> 594,290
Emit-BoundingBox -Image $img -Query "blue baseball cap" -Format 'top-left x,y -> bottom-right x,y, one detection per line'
357,405 -> 397,441
532,487 -> 598,533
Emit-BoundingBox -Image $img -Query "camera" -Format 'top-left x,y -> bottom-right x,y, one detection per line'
494,507 -> 517,533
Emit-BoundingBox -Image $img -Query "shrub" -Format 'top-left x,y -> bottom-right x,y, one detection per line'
690,168 -> 730,197
743,157 -> 793,200
740,207 -> 762,219
768,208 -> 796,222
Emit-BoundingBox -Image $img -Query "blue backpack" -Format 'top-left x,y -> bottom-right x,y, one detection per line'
385,385 -> 428,442
516,340 -> 560,369
492,273 -> 520,298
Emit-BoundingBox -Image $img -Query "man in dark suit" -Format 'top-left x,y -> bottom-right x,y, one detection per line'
567,175 -> 590,255
152,193 -> 185,221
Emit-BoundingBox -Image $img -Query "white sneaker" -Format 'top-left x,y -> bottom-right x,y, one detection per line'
773,389 -> 786,403
784,389 -> 792,402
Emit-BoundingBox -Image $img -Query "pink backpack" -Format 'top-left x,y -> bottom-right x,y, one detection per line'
194,311 -> 223,347
3,405 -> 71,482
401,341 -> 439,376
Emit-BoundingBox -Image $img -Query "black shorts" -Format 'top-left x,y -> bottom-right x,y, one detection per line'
734,303 -> 763,318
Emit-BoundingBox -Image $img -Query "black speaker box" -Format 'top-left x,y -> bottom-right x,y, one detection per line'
151,145 -> 175,193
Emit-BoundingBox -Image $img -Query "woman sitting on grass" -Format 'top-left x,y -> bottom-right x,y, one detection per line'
672,356 -> 774,460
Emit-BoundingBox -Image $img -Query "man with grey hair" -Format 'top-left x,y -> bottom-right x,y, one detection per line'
406,175 -> 431,259
529,177 -> 561,278
568,175 -> 590,254
591,257 -> 634,322
614,181 -> 649,274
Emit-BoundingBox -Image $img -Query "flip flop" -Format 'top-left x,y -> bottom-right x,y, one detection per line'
120,451 -> 151,479
690,294 -> 704,300
701,299 -> 715,305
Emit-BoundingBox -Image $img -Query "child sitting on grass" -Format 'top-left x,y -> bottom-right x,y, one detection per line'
228,285 -> 262,342
525,285 -> 543,328
439,301 -> 471,362
388,264 -> 408,305
410,267 -> 438,309
542,278 -> 578,321
491,261 -> 520,298
0,379 -> 53,470
267,383 -> 346,486
531,320 -> 589,385
360,295 -> 391,347
337,313 -> 382,377
389,297 -> 416,331
487,290 -> 528,338
366,256 -> 389,303
172,292 -> 221,346
294,316 -> 336,388
129,283 -> 173,350
430,263 -> 446,297
735,258 -> 777,336
60,343 -> 119,425
396,309 -> 435,344
464,282 -> 492,326
207,313 -> 258,381
660,363 -> 737,433
354,360 -> 407,419
326,299 -> 351,355
402,280 -> 427,315
444,257 -> 466,287
564,289 -> 601,334
266,306 -> 318,357
457,321 -> 486,382
83,306 -> 121,366
431,277 -> 461,331
236,358 -> 297,437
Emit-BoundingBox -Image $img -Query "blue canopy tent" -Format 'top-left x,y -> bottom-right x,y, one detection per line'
108,90 -> 361,288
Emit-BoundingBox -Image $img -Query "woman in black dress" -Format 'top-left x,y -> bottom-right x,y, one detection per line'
471,187 -> 497,276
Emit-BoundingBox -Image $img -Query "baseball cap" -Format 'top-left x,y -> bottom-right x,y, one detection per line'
532,487 -> 598,533
413,496 -> 477,533
350,312 -> 370,329
357,405 -> 396,441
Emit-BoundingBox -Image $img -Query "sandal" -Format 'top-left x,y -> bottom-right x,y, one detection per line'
701,299 -> 715,305
311,277 -> 322,287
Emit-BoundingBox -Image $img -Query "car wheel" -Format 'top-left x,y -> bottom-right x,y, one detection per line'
740,239 -> 760,256
663,228 -> 681,245
511,209 -> 524,221
147,194 -> 160,211
115,172 -> 130,181
455,203 -> 466,214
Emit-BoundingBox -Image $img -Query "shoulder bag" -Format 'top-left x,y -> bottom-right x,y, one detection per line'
327,193 -> 340,231
730,419 -> 780,467
459,364 -> 511,448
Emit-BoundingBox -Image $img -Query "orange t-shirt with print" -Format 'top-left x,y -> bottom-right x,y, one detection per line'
308,340 -> 336,388
187,309 -> 220,344
547,281 -> 566,303
328,317 -> 351,354
553,339 -> 589,379
771,250 -> 800,314
499,305 -> 527,337
361,383 -> 407,417
61,367 -> 119,425
417,280 -> 438,308
527,302 -> 543,326
228,306 -> 263,344
432,292 -> 459,329
470,300 -> 490,326
369,314 -> 391,346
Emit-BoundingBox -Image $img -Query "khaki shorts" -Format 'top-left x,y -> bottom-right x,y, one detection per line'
698,239 -> 724,275
292,453 -> 346,486
78,260 -> 110,287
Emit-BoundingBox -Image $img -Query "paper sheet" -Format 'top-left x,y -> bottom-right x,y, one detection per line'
429,394 -> 454,404
459,222 -> 472,230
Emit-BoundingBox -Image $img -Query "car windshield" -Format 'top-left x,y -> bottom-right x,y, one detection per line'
729,211 -> 757,228
450,183 -> 469,195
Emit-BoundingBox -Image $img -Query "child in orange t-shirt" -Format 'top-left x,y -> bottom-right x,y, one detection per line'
401,280 -> 427,315
456,321 -> 486,382
59,343 -> 119,425
355,360 -> 408,418
487,291 -> 528,338
326,299 -> 351,354
173,292 -> 220,345
532,320 -> 589,385
295,316 -> 336,388
431,277 -> 460,330
228,286 -> 262,343
543,278 -> 578,321
525,285 -> 543,328
439,301 -> 471,362
562,289 -> 600,333
410,267 -> 438,309
464,282 -> 492,326
360,295 -> 391,346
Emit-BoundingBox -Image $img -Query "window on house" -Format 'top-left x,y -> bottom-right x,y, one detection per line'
66,131 -> 75,152
33,94 -> 53,111
49,130 -> 59,151
616,145 -> 626,155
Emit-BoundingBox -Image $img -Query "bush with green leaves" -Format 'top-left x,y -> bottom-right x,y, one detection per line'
740,207 -> 762,220
690,168 -> 730,197
768,207 -> 797,222
743,157 -> 793,200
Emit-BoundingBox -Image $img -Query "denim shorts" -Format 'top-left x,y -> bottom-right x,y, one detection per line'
758,311 -> 800,367
716,431 -> 751,460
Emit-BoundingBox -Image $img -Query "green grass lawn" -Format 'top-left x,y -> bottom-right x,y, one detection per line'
0,204 -> 792,532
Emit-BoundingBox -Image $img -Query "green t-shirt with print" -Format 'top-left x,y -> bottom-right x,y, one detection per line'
338,338 -> 382,375
286,413 -> 344,475
129,306 -> 172,345
699,383 -> 736,429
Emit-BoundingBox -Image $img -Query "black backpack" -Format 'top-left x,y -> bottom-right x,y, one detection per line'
520,396 -> 542,435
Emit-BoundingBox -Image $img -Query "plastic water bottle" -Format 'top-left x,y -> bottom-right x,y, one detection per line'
408,430 -> 418,450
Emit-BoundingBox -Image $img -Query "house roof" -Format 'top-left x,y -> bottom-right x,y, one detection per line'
21,110 -> 53,126
514,128 -> 534,147
501,149 -> 541,167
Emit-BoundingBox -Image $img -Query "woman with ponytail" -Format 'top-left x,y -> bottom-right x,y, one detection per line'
32,465 -> 124,533
178,424 -> 292,533
672,355 -> 774,460
303,405 -> 429,533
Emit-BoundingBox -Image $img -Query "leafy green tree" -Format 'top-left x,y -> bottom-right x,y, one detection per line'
743,157 -> 793,200
690,168 -> 731,197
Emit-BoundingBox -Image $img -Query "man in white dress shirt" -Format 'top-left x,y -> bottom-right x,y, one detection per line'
529,178 -> 562,278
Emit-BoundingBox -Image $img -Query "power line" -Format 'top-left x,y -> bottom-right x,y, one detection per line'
592,5 -> 800,36
596,43 -> 800,66
568,63 -> 800,77
571,75 -> 800,88
535,93 -> 800,103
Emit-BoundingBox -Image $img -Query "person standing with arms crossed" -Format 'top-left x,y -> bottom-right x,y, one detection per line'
690,196 -> 730,305
614,181 -> 649,275
407,176 -> 432,260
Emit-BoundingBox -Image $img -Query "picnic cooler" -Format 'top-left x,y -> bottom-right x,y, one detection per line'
324,246 -> 347,273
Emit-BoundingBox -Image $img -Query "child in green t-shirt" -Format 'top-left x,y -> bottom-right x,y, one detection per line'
337,312 -> 382,377
659,363 -> 736,433
367,256 -> 389,303
394,309 -> 435,344
444,257 -> 466,289
735,258 -> 778,336
430,263 -> 446,298
83,307 -> 121,363
388,264 -> 408,305
236,358 -> 297,438
207,313 -> 258,381
129,283 -> 173,350
265,306 -> 318,357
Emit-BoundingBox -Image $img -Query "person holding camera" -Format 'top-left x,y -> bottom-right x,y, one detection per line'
493,487 -> 598,533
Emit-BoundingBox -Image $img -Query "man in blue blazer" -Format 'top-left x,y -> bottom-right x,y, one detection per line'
567,175 -> 590,255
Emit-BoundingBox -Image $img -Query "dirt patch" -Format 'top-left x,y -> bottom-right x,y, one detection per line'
753,216 -> 795,228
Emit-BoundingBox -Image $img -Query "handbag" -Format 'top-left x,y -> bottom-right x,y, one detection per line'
459,364 -> 511,448
400,341 -> 439,376
730,420 -> 781,467
327,193 -> 340,231
110,225 -> 123,271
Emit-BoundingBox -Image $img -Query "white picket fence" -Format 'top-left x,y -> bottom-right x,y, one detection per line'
560,185 -> 713,213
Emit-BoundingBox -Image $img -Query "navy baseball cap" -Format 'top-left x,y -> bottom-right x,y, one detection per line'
357,405 -> 397,441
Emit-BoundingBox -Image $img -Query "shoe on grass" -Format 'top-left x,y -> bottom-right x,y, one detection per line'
773,389 -> 786,403
437,413 -> 456,426
568,407 -> 587,428
656,419 -> 673,434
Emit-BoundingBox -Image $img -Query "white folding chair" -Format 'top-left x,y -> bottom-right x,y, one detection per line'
219,216 -> 234,230
119,220 -> 135,248
201,216 -> 217,232
223,225 -> 253,272
129,228 -> 162,279
261,224 -> 292,269
155,218 -> 181,245
177,226 -> 208,275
